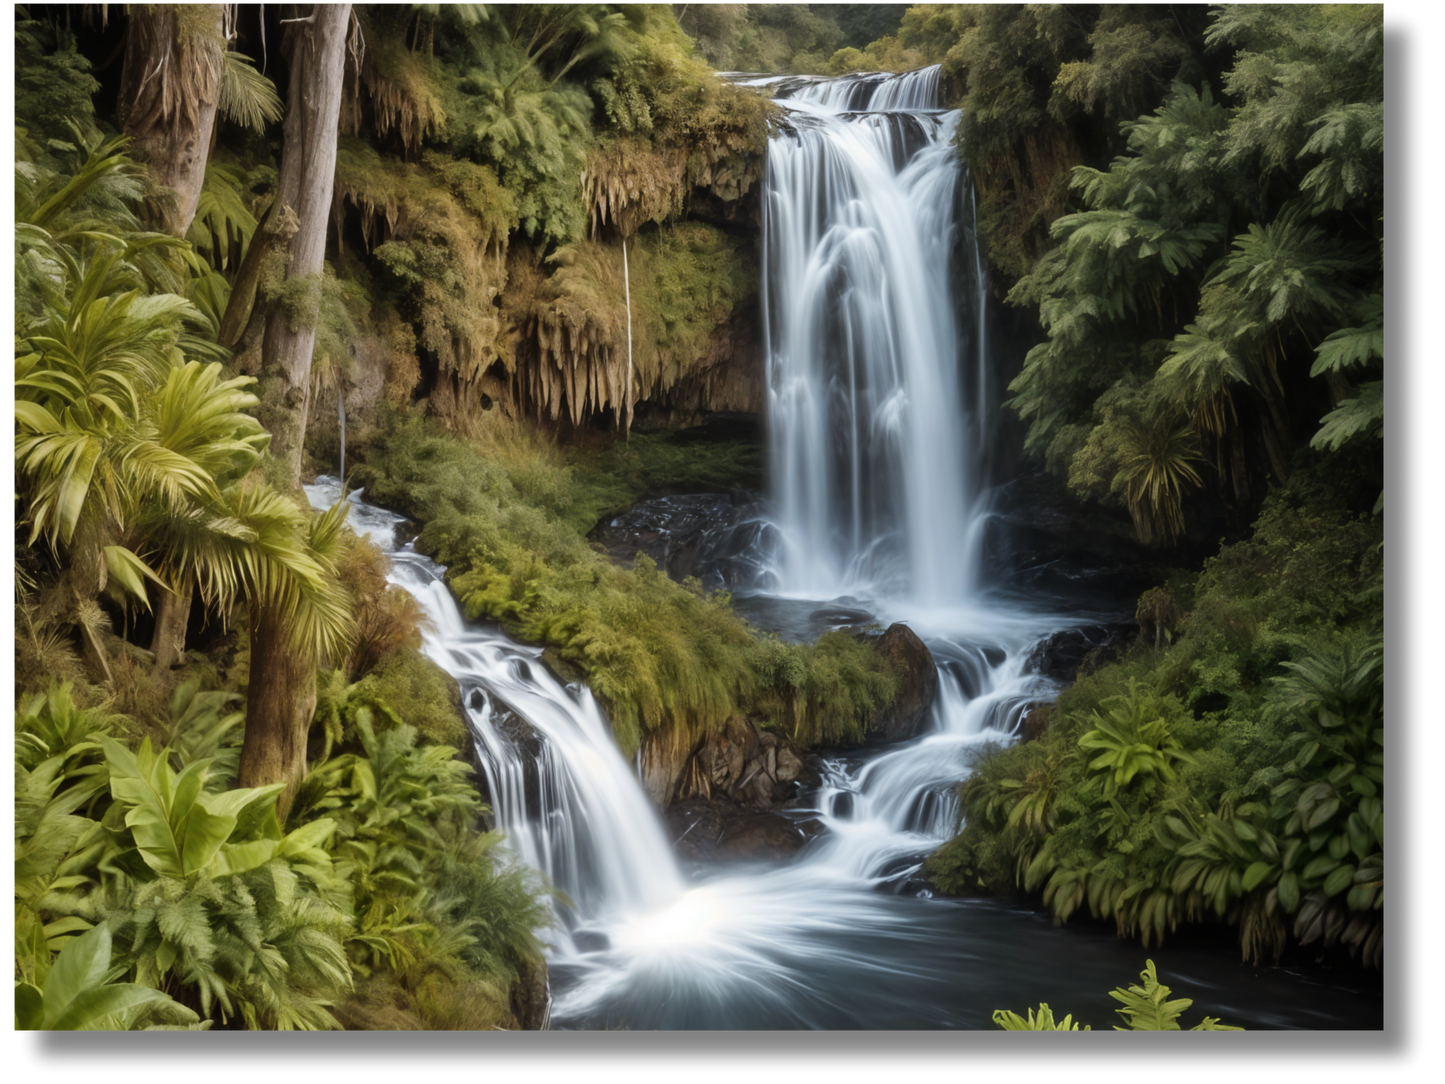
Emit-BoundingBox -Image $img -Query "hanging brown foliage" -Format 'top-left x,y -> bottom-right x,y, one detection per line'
342,23 -> 447,159
502,224 -> 757,432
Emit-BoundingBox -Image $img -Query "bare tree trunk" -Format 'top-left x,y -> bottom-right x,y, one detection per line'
256,4 -> 353,486
150,576 -> 194,670
117,4 -> 225,237
240,600 -> 318,820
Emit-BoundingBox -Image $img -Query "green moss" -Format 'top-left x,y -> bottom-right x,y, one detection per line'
358,648 -> 469,749
353,417 -> 897,756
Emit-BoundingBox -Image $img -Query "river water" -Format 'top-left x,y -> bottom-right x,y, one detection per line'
301,66 -> 1381,1030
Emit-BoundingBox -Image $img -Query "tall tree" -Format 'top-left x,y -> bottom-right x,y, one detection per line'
256,3 -> 354,485
116,4 -> 226,237
240,4 -> 355,812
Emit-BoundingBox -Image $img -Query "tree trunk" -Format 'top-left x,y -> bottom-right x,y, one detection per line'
150,575 -> 194,670
256,4 -> 353,486
116,4 -> 225,237
240,600 -> 318,820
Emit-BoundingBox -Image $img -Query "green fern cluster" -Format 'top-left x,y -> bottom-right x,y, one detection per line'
1000,4 -> 1383,540
928,480 -> 1383,965
292,693 -> 550,1025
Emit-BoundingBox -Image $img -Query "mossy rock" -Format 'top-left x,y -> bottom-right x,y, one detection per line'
362,647 -> 468,749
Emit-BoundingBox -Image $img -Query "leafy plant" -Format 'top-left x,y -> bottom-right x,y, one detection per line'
993,959 -> 1241,1032
102,736 -> 291,880
1109,960 -> 1242,1031
993,1003 -> 1088,1031
15,924 -> 201,1031
1078,685 -> 1193,799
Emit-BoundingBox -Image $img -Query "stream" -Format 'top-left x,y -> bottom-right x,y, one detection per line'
301,66 -> 1382,1030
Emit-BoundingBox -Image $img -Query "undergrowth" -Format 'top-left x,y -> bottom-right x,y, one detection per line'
927,467 -> 1384,967
353,415 -> 895,755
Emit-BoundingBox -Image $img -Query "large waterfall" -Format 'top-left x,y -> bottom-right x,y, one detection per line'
754,67 -> 990,608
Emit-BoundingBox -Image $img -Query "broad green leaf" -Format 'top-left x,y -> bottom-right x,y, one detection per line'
1278,871 -> 1300,912
1347,884 -> 1378,911
41,923 -> 113,1024
1323,864 -> 1356,897
1302,854 -> 1342,882
211,838 -> 280,877
15,983 -> 44,1030
51,983 -> 174,1031
1312,797 -> 1340,832
1242,861 -> 1276,892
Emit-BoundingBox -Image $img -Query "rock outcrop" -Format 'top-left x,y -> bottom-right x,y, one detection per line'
640,713 -> 817,810
864,623 -> 938,745
665,797 -> 823,866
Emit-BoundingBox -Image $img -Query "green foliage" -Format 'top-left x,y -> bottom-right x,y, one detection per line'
933,480 -> 1383,963
291,702 -> 550,1027
999,4 -> 1383,538
14,9 -> 103,158
16,924 -> 202,1031
749,631 -> 898,747
102,736 -> 293,880
993,959 -> 1241,1032
992,1002 -> 1088,1031
1078,685 -> 1192,799
1108,960 -> 1242,1031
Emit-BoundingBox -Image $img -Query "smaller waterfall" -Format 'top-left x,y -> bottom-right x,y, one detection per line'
304,479 -> 686,951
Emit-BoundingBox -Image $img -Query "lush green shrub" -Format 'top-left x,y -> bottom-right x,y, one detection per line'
930,480 -> 1384,964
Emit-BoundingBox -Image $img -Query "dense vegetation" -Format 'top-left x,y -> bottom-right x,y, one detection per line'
913,3 -> 1384,971
11,0 -> 1387,1031
11,5 -> 907,1030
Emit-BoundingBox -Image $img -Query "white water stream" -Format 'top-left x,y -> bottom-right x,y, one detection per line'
306,68 -> 1065,1028
299,66 -> 1384,1031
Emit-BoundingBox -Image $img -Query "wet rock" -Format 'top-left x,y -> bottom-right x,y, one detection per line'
488,703 -> 545,759
1026,622 -> 1137,683
590,493 -> 748,584
1016,703 -> 1053,744
809,605 -> 876,628
640,725 -> 707,808
666,797 -> 824,865
866,623 -> 939,744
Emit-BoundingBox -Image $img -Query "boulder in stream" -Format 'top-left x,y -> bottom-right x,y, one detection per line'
865,623 -> 939,744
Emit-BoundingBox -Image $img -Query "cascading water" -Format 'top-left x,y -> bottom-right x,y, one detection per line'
754,66 -> 990,608
299,68 -> 1379,1030
304,481 -> 686,951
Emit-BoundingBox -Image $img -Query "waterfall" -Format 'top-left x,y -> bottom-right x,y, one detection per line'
305,480 -> 687,955
757,65 -> 990,610
294,66 -> 1374,1029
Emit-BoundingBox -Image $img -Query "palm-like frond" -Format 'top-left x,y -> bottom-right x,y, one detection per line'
218,51 -> 283,134
1114,415 -> 1205,545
